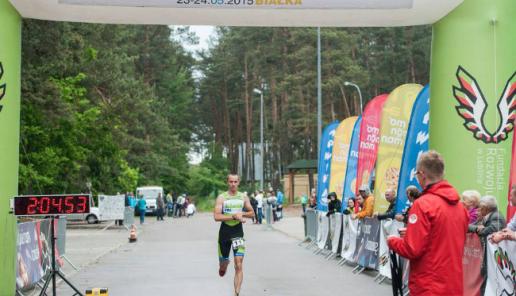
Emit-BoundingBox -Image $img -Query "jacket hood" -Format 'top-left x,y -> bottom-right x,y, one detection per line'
424,180 -> 460,205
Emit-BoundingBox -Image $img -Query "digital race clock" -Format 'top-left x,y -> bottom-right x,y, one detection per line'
14,194 -> 91,216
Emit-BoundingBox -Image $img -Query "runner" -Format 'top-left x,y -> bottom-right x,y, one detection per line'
214,174 -> 255,296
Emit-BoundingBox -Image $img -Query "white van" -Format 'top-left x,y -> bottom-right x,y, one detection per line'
136,186 -> 164,214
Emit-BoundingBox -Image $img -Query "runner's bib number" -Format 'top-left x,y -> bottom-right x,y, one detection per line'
231,238 -> 245,250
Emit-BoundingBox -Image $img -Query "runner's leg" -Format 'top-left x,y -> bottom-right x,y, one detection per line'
233,239 -> 245,294
218,239 -> 231,277
234,256 -> 244,294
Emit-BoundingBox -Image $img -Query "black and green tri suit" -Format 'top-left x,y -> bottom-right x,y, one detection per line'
218,191 -> 246,262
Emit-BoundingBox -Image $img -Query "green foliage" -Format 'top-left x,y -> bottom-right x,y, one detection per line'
20,21 -> 195,195
187,147 -> 229,205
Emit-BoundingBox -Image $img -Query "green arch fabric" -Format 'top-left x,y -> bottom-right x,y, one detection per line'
0,0 -> 21,292
430,0 -> 516,212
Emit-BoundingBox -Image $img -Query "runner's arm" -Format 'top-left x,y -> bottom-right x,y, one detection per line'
213,196 -> 238,222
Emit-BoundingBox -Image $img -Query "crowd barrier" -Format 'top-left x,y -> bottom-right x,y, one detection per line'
123,207 -> 135,226
301,210 -> 516,296
330,213 -> 342,255
316,211 -> 329,250
305,208 -> 318,242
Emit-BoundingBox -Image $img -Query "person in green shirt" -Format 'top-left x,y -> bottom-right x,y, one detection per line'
213,174 -> 255,296
301,194 -> 308,214
137,195 -> 146,224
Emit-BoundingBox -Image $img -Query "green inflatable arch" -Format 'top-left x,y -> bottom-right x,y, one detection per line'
1,0 -> 514,292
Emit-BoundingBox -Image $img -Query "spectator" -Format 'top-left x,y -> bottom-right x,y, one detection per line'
374,188 -> 396,220
326,192 -> 341,216
255,190 -> 264,224
352,185 -> 374,220
268,191 -> 278,222
250,193 -> 258,223
137,196 -> 147,225
175,194 -> 185,217
300,193 -> 308,214
342,197 -> 355,215
128,192 -> 136,208
156,193 -> 165,221
462,190 -> 481,224
308,192 -> 317,209
276,190 -> 284,220
165,193 -> 173,217
172,192 -> 178,216
395,185 -> 421,223
468,195 -> 506,294
387,150 -> 469,296
491,185 -> 516,243
186,201 -> 196,218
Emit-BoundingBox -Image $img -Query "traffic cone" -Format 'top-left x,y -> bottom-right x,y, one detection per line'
129,224 -> 137,243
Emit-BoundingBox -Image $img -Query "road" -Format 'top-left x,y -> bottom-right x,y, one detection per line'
57,213 -> 391,295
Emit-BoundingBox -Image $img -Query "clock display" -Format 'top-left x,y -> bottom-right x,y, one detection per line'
14,194 -> 91,216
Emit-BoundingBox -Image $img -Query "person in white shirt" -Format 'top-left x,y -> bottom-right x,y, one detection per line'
255,191 -> 264,224
186,202 -> 196,218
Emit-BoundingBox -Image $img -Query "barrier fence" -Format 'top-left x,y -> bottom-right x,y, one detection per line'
302,210 -> 516,295
305,208 -> 318,242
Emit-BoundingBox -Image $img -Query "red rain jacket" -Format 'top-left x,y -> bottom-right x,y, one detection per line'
387,180 -> 469,296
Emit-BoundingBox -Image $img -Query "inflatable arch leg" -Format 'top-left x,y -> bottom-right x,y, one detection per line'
0,0 -> 21,292
430,0 -> 516,211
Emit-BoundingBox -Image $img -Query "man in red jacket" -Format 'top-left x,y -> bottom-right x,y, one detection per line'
387,151 -> 469,296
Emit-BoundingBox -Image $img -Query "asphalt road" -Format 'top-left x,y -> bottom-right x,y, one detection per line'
57,213 -> 391,296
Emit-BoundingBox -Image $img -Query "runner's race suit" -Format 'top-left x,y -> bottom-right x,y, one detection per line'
218,191 -> 246,262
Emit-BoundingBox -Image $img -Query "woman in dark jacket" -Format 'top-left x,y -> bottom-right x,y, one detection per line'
326,192 -> 341,216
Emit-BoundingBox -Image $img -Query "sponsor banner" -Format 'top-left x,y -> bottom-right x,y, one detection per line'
508,136 -> 515,220
395,85 -> 430,213
330,213 -> 343,254
356,95 -> 388,192
485,240 -> 516,296
329,117 -> 358,201
353,217 -> 381,269
342,116 -> 362,204
430,0 -> 515,212
98,194 -> 125,220
36,220 -> 52,276
316,211 -> 329,250
341,214 -> 359,263
0,0 -> 21,290
317,121 -> 340,212
373,84 -> 422,212
463,233 -> 483,296
378,220 -> 404,279
16,222 -> 43,290
60,0 -> 413,9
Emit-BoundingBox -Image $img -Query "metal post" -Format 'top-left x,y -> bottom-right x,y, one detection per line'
51,216 -> 57,296
260,90 -> 264,191
254,87 -> 265,191
344,81 -> 363,115
317,27 -> 322,157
